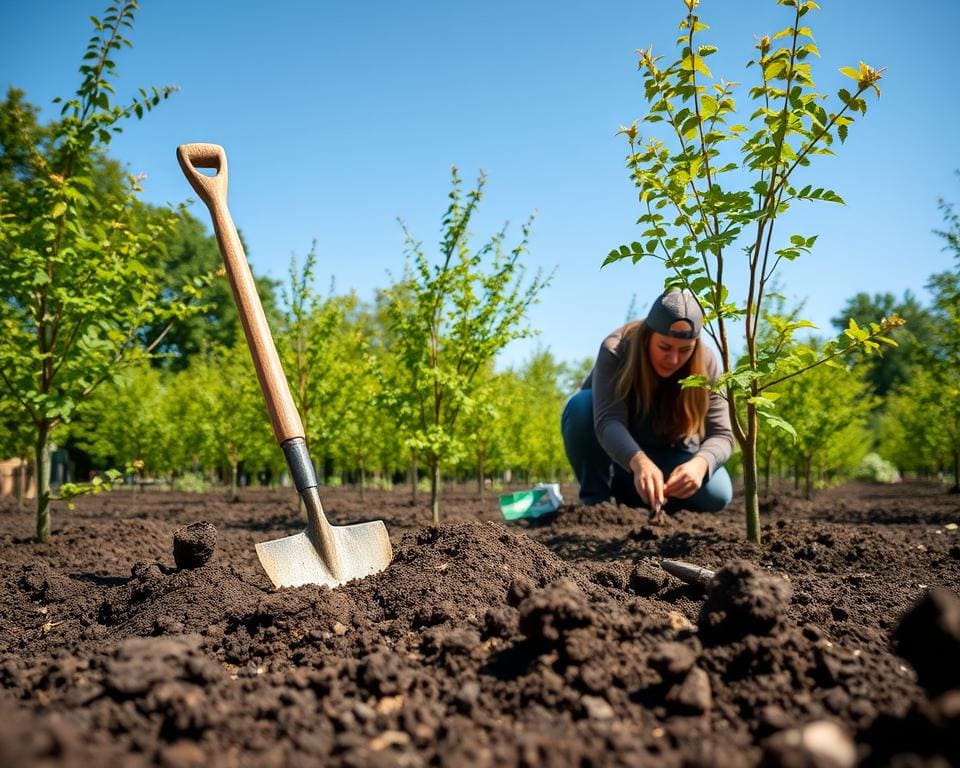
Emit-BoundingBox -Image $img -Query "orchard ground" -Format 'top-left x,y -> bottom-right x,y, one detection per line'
1,479 -> 958,767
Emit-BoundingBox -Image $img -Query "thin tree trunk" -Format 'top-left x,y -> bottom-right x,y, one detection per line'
431,459 -> 441,525
34,423 -> 52,543
477,448 -> 485,497
743,407 -> 761,544
804,456 -> 813,500
410,451 -> 418,504
229,445 -> 239,502
17,456 -> 27,511
359,458 -> 366,502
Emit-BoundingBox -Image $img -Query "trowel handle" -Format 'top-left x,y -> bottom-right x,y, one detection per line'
177,143 -> 305,445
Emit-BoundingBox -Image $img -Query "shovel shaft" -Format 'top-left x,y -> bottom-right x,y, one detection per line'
176,143 -> 304,445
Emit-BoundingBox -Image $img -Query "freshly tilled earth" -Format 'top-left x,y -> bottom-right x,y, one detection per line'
0,480 -> 958,767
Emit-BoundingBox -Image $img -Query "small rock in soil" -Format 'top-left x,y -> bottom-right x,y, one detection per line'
666,667 -> 712,714
581,694 -> 615,720
892,587 -> 960,695
629,559 -> 668,596
762,720 -> 856,768
698,560 -> 792,643
173,521 -> 217,569
649,641 -> 697,680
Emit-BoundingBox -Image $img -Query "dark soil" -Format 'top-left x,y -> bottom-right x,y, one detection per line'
1,480 -> 958,767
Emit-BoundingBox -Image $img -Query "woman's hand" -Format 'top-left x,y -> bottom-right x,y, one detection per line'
629,452 -> 665,511
664,456 -> 709,499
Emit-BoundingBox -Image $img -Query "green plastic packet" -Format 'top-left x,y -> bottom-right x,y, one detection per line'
499,483 -> 563,520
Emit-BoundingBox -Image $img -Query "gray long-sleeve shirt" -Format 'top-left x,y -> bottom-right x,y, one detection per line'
580,323 -> 734,477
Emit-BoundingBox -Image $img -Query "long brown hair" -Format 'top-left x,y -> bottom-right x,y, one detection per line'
613,321 -> 709,441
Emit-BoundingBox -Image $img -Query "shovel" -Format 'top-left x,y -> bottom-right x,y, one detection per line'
177,142 -> 392,589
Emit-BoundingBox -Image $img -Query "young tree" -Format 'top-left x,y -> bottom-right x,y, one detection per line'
505,350 -> 572,482
68,361 -> 169,477
877,373 -> 943,479
0,3 -> 204,541
384,168 -> 550,523
334,345 -> 387,498
771,350 -> 876,498
456,362 -> 502,495
277,246 -> 353,480
922,185 -> 960,488
170,345 -> 276,499
605,0 -> 900,542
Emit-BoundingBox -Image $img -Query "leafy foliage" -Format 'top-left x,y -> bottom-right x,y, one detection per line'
831,292 -> 933,397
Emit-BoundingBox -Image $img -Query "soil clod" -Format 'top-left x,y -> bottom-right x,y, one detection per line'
698,560 -> 793,643
172,521 -> 217,569
892,587 -> 960,696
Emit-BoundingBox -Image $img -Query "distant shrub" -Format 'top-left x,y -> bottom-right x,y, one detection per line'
176,472 -> 212,493
855,453 -> 900,484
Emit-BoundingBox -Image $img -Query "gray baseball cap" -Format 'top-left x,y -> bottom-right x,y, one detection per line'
645,288 -> 702,339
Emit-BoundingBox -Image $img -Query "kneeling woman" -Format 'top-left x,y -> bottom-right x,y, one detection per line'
561,288 -> 734,519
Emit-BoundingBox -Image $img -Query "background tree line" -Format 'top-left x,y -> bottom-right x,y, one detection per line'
2,3 -> 958,545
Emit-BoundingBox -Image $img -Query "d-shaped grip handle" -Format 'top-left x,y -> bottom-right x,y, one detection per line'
176,143 -> 228,208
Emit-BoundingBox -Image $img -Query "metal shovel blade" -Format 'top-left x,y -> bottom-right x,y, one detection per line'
256,519 -> 392,589
661,558 -> 716,588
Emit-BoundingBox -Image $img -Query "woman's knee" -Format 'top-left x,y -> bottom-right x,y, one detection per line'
694,466 -> 733,511
561,389 -> 594,441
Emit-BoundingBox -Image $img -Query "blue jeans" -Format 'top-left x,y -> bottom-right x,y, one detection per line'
560,388 -> 733,511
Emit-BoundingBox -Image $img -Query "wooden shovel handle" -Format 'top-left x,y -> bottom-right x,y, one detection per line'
177,143 -> 304,445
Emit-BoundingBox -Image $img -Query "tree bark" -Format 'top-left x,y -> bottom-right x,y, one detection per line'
410,451 -> 418,504
17,456 -> 27,511
477,448 -> 485,497
431,459 -> 441,525
34,423 -> 52,543
743,406 -> 761,544
230,463 -> 239,502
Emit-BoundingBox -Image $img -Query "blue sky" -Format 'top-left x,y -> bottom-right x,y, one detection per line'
3,0 -> 958,370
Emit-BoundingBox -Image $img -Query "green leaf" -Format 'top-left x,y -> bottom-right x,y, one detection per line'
760,412 -> 797,440
603,250 -> 626,267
